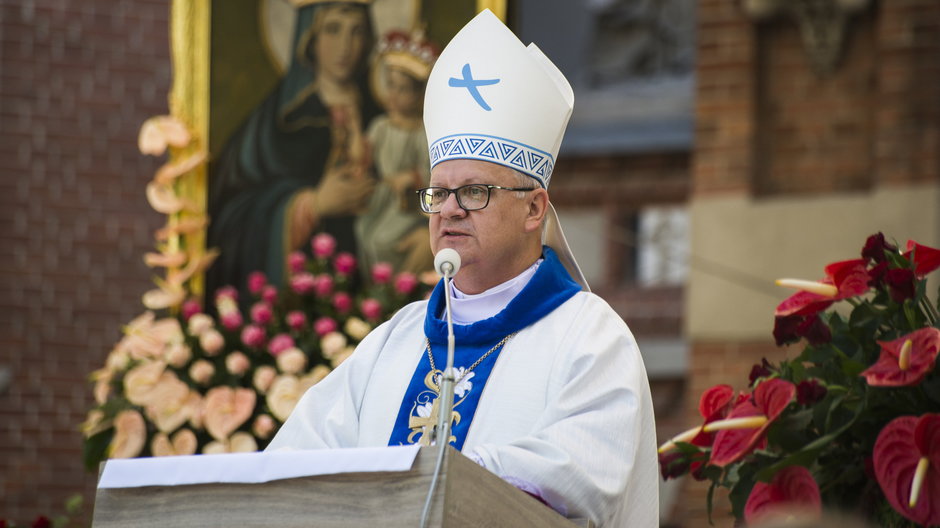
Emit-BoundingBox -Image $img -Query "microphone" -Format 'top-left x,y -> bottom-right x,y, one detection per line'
420,248 -> 461,528
434,248 -> 461,278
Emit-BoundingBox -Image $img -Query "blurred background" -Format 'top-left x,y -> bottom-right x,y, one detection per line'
1,0 -> 937,525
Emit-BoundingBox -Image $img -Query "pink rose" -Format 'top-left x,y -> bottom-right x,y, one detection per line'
314,274 -> 334,297
394,272 -> 419,295
360,298 -> 382,321
253,365 -> 277,393
320,331 -> 348,358
187,313 -> 214,336
286,310 -> 307,332
166,343 -> 192,368
313,317 -> 338,336
290,272 -> 316,295
247,271 -> 267,294
225,351 -> 250,376
268,333 -> 295,356
181,299 -> 202,321
252,414 -> 277,439
199,328 -> 225,356
220,311 -> 243,331
311,232 -> 337,258
276,347 -> 308,374
189,359 -> 215,385
261,285 -> 278,304
241,324 -> 266,348
287,251 -> 307,273
250,302 -> 273,325
214,286 -> 238,303
332,292 -> 352,313
333,252 -> 356,275
371,262 -> 393,284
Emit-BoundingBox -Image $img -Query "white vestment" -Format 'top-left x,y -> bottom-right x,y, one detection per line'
267,291 -> 659,527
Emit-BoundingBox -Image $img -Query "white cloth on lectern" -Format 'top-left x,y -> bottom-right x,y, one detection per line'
267,292 -> 659,527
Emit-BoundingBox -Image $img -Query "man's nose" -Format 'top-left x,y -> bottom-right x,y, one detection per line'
438,192 -> 467,218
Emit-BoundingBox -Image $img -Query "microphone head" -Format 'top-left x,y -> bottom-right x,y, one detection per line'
434,248 -> 461,278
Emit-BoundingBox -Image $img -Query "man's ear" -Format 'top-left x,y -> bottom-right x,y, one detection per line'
523,188 -> 549,234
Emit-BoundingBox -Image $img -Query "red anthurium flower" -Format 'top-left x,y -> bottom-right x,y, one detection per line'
658,385 -> 739,453
709,379 -> 796,467
861,327 -> 940,387
658,384 -> 748,481
775,259 -> 870,317
873,414 -> 940,527
904,240 -> 940,278
744,466 -> 822,525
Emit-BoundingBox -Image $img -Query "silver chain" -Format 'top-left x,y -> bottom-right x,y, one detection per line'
425,332 -> 517,382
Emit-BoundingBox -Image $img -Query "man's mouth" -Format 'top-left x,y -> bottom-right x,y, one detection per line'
441,229 -> 469,237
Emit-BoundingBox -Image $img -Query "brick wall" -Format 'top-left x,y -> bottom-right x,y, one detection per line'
0,0 -> 171,522
694,0 -> 940,197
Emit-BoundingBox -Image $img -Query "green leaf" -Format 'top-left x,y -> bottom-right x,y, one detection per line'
727,463 -> 757,521
65,493 -> 84,514
848,302 -> 881,333
706,480 -> 716,525
754,449 -> 819,482
768,410 -> 813,451
840,358 -> 867,378
83,429 -> 113,472
922,374 -> 940,406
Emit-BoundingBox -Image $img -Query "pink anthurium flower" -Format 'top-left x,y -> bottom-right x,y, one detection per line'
904,240 -> 940,278
744,466 -> 822,525
775,259 -> 870,317
709,378 -> 796,467
861,327 -> 940,387
873,414 -> 940,527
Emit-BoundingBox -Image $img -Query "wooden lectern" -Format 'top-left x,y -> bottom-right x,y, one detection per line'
93,446 -> 586,527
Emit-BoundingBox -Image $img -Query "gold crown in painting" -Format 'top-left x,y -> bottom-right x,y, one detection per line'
288,0 -> 370,7
377,29 -> 440,81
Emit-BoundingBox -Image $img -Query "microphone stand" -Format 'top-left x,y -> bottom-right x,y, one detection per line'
420,263 -> 456,528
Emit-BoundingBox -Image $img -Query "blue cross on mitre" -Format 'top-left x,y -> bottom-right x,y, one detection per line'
448,63 -> 500,111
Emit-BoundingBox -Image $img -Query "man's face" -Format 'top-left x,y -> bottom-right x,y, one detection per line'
429,160 -> 538,290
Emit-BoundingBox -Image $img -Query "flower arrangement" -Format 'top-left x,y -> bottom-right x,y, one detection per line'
659,234 -> 940,527
81,231 -> 430,469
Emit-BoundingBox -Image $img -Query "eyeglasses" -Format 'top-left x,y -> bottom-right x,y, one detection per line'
415,184 -> 536,213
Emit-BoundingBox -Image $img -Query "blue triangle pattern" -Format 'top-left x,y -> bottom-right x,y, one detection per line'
498,142 -> 517,161
440,139 -> 455,154
478,142 -> 497,159
449,139 -> 466,156
529,152 -> 544,168
467,138 -> 485,153
509,151 -> 527,169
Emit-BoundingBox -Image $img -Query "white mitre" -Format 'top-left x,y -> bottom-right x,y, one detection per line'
424,9 -> 589,290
